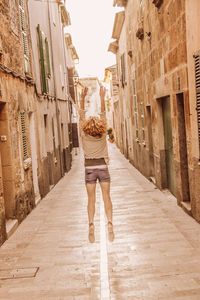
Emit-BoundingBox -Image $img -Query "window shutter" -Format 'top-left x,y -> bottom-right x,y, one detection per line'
45,38 -> 51,78
20,111 -> 28,160
121,54 -> 126,88
72,123 -> 79,148
19,0 -> 30,74
52,119 -> 56,159
37,24 -> 48,94
194,52 -> 200,153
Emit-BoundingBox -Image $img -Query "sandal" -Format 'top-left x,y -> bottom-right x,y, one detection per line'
108,221 -> 115,242
88,223 -> 95,243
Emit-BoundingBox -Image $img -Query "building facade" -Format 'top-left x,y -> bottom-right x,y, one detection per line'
109,0 -> 200,222
0,0 -> 38,245
0,0 -> 77,246
104,65 -> 119,143
79,77 -> 102,118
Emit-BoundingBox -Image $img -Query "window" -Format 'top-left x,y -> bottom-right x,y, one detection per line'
194,51 -> 200,157
20,111 -> 28,160
37,24 -> 51,94
140,102 -> 145,144
120,53 -> 126,88
19,0 -> 30,74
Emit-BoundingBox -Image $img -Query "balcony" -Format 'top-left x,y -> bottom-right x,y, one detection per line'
108,41 -> 119,54
112,11 -> 125,40
60,5 -> 71,26
113,0 -> 127,7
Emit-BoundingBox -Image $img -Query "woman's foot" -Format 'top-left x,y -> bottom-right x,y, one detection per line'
108,221 -> 115,242
88,223 -> 95,243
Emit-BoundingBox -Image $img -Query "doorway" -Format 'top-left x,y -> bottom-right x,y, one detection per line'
29,113 -> 40,204
146,106 -> 154,176
176,93 -> 190,202
162,97 -> 176,196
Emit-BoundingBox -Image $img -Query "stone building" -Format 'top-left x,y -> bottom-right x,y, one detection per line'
109,0 -> 200,222
79,77 -> 102,118
27,0 -> 73,198
104,65 -> 120,146
0,0 -> 38,245
0,0 -> 76,246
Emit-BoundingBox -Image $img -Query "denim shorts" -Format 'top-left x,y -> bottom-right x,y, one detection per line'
85,167 -> 111,184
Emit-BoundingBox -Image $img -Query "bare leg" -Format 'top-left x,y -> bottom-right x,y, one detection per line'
100,181 -> 114,242
86,183 -> 96,242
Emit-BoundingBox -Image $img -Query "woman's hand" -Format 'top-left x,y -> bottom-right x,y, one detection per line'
100,86 -> 106,100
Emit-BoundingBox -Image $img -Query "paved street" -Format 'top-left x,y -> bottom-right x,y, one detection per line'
1,145 -> 200,299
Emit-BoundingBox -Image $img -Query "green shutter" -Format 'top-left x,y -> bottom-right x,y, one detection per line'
45,38 -> 51,78
37,24 -> 48,94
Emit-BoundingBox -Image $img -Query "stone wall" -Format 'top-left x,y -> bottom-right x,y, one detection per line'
123,0 -> 189,193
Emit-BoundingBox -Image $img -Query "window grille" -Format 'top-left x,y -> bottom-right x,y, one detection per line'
20,111 -> 28,160
140,102 -> 145,143
134,95 -> 139,140
194,51 -> 200,156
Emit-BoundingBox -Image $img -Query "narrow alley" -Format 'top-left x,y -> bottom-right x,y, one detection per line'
0,144 -> 200,300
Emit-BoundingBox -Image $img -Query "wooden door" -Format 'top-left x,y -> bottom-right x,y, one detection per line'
162,97 -> 176,196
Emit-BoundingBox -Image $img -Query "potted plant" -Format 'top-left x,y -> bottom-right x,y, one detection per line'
107,127 -> 113,135
109,133 -> 115,143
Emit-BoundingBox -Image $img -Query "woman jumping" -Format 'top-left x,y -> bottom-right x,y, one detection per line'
78,86 -> 114,243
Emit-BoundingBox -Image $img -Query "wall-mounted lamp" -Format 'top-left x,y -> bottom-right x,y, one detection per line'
146,32 -> 151,40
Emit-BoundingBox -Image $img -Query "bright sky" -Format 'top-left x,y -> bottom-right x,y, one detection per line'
66,0 -> 122,80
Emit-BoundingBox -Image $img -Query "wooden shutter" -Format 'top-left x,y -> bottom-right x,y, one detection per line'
37,24 -> 48,94
19,0 -> 29,74
120,54 -> 126,88
20,111 -> 28,160
72,123 -> 79,148
68,123 -> 73,152
194,52 -> 200,153
45,38 -> 51,78
67,68 -> 75,101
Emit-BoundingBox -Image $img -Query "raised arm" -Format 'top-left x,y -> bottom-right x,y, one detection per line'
100,86 -> 106,113
79,87 -> 88,121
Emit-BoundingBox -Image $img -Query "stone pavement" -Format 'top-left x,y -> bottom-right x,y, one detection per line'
1,145 -> 200,299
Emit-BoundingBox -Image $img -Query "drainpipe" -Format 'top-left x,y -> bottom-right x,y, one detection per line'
47,0 -> 64,177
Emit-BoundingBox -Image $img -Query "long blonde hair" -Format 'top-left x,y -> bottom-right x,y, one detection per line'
81,116 -> 107,138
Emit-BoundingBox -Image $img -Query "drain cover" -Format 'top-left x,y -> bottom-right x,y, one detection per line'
0,267 -> 39,280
